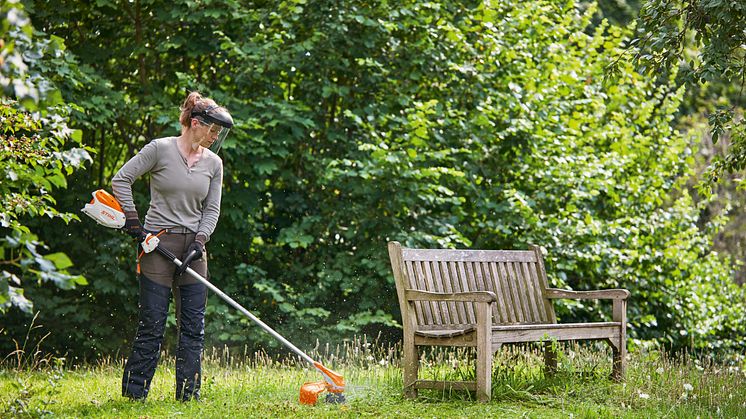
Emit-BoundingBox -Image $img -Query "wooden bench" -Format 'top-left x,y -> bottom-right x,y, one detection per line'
387,241 -> 630,402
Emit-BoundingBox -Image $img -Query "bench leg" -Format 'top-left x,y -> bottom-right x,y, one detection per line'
611,336 -> 626,381
543,341 -> 557,376
611,299 -> 627,381
475,302 -> 492,402
403,334 -> 418,399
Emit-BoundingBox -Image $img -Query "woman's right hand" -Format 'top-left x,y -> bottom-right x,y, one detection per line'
123,211 -> 144,240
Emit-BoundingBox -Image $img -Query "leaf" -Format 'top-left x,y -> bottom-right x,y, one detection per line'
45,252 -> 73,270
8,286 -> 33,313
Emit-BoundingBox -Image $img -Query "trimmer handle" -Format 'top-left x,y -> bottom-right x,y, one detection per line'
155,245 -> 198,274
155,244 -> 177,261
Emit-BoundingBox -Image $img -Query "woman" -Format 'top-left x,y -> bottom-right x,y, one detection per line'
112,91 -> 233,401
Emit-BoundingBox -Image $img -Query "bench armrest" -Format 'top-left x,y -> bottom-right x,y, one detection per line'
545,288 -> 630,300
405,290 -> 497,303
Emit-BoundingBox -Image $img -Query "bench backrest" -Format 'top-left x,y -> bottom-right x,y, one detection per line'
388,241 -> 557,329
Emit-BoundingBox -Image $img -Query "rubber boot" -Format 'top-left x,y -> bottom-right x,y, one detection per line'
122,275 -> 171,400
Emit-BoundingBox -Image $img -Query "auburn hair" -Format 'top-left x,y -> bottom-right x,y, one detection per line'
179,91 -> 219,128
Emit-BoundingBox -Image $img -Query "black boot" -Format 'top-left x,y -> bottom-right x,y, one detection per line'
122,275 -> 171,400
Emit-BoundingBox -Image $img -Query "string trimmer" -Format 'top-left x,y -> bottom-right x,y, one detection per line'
82,189 -> 345,404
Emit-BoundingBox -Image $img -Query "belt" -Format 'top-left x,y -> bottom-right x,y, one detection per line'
149,226 -> 195,234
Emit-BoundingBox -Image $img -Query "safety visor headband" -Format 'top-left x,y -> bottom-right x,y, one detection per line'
191,105 -> 233,129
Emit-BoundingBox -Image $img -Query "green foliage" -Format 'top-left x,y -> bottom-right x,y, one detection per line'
0,1 -> 91,315
621,0 -> 746,183
3,0 -> 743,359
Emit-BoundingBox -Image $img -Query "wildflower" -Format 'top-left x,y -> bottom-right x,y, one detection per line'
639,393 -> 650,399
656,367 -> 664,374
683,383 -> 693,392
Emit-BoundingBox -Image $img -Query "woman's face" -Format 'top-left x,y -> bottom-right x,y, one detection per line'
199,124 -> 223,148
191,118 -> 222,149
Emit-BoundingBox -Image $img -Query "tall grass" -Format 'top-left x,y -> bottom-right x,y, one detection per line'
1,334 -> 745,417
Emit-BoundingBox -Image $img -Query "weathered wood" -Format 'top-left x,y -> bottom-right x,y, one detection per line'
416,260 -> 439,325
492,322 -> 621,343
492,261 -> 517,323
387,241 -> 630,403
405,290 -> 498,303
546,288 -> 631,300
457,261 -> 477,323
436,261 -> 460,324
402,248 -> 538,263
402,330 -> 418,399
404,260 -> 427,326
475,301 -> 492,402
544,341 -> 557,375
612,298 -> 627,380
505,262 -> 527,323
424,261 -> 447,324
415,327 -> 475,338
487,262 -> 510,323
531,245 -> 557,324
447,261 -> 468,324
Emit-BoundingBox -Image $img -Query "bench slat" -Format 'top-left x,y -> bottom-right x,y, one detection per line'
447,261 -> 468,325
457,261 -> 476,324
414,260 -> 436,325
492,322 -> 621,343
506,262 -> 527,323
402,248 -> 538,263
404,260 -> 426,326
421,260 -> 443,325
478,261 -> 501,324
521,261 -> 544,322
436,260 -> 458,324
465,261 -> 480,323
415,326 -> 475,338
495,261 -> 517,323
532,245 -> 557,323
487,262 -> 510,323
527,261 -> 549,322
426,260 -> 449,325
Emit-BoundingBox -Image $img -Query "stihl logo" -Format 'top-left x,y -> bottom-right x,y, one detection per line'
101,209 -> 117,221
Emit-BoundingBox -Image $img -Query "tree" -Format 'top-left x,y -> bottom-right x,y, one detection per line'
0,0 -> 90,314
618,0 -> 746,183
8,0 -> 744,359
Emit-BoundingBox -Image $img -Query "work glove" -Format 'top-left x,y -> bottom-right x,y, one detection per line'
123,211 -> 144,240
176,234 -> 206,275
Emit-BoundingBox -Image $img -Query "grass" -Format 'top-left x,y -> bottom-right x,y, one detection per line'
1,336 -> 745,418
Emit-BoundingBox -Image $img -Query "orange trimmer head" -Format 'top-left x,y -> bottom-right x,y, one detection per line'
299,362 -> 345,405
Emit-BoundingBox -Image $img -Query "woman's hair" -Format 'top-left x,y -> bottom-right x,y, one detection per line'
179,91 -> 219,128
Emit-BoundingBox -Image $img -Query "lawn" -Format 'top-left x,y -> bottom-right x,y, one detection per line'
2,340 -> 744,418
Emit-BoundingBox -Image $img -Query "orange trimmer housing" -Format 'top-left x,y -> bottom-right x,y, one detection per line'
299,362 -> 345,405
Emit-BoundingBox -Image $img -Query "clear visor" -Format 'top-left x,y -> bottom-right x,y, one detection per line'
197,121 -> 231,153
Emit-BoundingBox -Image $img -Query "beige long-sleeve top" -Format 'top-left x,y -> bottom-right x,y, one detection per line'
112,136 -> 223,242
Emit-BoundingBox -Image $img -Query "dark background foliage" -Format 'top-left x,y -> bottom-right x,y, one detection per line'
2,0 -> 744,362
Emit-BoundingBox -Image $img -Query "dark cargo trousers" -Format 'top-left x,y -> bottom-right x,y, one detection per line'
122,231 -> 208,401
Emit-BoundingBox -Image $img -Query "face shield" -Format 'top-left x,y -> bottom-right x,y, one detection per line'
192,105 -> 233,153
